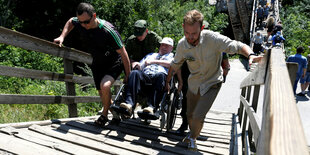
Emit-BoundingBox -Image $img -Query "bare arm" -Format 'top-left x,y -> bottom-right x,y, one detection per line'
53,18 -> 75,47
116,46 -> 131,83
240,45 -> 263,65
303,68 -> 306,78
145,59 -> 171,68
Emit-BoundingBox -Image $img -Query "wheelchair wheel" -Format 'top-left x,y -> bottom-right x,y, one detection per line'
166,90 -> 178,131
160,111 -> 166,131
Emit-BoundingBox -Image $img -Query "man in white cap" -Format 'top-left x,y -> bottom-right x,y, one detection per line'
119,37 -> 175,116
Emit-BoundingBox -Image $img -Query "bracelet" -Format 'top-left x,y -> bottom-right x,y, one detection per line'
248,53 -> 256,59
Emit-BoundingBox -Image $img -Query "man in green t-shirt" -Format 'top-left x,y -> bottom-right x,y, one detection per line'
126,20 -> 162,69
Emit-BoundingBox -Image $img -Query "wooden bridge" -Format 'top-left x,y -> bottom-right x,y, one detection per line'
0,0 -> 309,154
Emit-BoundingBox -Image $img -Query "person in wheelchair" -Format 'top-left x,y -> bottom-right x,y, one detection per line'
118,37 -> 175,118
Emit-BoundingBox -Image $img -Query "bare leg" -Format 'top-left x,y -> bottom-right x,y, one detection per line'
99,75 -> 115,117
301,83 -> 307,93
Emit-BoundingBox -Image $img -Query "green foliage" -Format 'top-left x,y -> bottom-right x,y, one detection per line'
281,0 -> 310,55
86,0 -> 228,46
0,0 -> 229,123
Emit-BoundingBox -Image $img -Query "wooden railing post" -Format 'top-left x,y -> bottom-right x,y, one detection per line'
64,58 -> 77,118
286,62 -> 298,88
238,88 -> 246,124
247,85 -> 260,149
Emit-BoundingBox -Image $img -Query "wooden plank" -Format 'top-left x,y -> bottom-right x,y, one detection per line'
173,121 -> 232,137
240,96 -> 260,146
0,149 -> 14,155
0,94 -> 102,104
71,120 -> 229,154
175,113 -> 233,122
117,118 -> 232,145
257,48 -> 309,155
0,26 -> 92,64
0,132 -> 67,155
243,131 -> 250,155
125,119 -> 232,141
232,114 -> 242,155
0,65 -> 94,84
51,124 -> 167,155
240,51 -> 268,88
123,119 -> 231,142
28,124 -> 137,154
0,115 -> 97,129
248,85 -> 260,146
148,119 -> 232,139
12,128 -> 106,155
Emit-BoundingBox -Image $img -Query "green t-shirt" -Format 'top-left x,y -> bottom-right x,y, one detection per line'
125,31 -> 162,61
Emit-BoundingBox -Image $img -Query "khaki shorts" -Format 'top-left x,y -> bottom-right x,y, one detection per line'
186,83 -> 222,121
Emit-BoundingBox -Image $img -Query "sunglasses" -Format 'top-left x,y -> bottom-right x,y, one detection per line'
79,16 -> 93,24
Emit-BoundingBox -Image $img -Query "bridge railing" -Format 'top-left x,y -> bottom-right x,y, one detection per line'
0,26 -> 121,118
237,0 -> 308,154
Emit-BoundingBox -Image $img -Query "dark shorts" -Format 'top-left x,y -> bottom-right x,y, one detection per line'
91,60 -> 123,90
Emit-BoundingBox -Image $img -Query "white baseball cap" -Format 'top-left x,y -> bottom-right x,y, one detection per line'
160,37 -> 174,47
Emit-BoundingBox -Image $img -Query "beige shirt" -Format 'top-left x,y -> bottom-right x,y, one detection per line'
171,30 -> 246,96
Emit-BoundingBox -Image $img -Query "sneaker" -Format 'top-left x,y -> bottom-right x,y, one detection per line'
297,92 -> 306,96
142,106 -> 154,115
120,102 -> 132,112
188,138 -> 197,151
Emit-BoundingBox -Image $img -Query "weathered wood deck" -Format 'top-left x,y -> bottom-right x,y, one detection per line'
0,110 -> 237,155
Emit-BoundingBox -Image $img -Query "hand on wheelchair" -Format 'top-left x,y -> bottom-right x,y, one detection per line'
132,62 -> 142,70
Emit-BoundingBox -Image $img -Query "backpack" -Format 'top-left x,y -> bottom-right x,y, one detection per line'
275,35 -> 281,43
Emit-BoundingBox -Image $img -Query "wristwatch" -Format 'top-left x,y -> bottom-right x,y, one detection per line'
248,53 -> 256,59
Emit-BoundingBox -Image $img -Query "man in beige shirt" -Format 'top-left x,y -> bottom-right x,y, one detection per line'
165,10 -> 261,151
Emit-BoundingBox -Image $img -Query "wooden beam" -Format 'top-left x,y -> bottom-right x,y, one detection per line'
236,0 -> 250,42
0,65 -> 94,84
0,116 -> 98,129
257,48 -> 309,155
0,94 -> 102,104
28,125 -> 136,154
232,114 -> 243,155
0,132 -> 67,154
240,95 -> 260,146
240,50 -> 268,88
0,26 -> 92,64
227,0 -> 245,41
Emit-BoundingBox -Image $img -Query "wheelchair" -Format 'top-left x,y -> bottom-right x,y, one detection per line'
110,76 -> 182,132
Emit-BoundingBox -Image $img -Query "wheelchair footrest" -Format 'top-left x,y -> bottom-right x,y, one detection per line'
110,105 -> 132,117
137,111 -> 159,120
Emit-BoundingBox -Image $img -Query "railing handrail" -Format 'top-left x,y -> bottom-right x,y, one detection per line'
0,26 -> 122,117
0,26 -> 93,64
238,0 -> 309,154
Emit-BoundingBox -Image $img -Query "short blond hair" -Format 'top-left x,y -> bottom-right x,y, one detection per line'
183,10 -> 204,27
